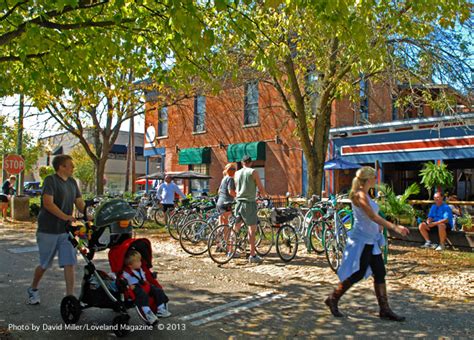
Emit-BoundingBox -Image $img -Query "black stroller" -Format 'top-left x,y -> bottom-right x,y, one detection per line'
60,199 -> 164,337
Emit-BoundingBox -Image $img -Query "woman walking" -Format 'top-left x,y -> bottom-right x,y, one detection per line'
325,166 -> 409,321
216,163 -> 237,225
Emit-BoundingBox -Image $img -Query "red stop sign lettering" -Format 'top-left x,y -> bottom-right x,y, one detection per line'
3,154 -> 25,175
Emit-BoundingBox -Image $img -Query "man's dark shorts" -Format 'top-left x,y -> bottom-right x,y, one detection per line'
0,194 -> 8,203
217,203 -> 233,214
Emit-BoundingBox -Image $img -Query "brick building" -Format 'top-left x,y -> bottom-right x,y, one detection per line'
143,80 -> 473,198
143,82 -> 303,195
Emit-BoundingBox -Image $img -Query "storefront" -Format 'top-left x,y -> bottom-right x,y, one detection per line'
329,113 -> 474,199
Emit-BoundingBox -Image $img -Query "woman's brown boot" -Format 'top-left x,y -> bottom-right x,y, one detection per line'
374,283 -> 405,322
324,280 -> 352,317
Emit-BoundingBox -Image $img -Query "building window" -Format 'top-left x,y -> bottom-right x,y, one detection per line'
189,164 -> 209,196
360,77 -> 369,121
158,107 -> 168,137
244,80 -> 259,125
194,95 -> 206,132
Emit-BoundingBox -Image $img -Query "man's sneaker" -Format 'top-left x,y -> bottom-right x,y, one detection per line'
156,304 -> 172,318
420,241 -> 432,248
144,309 -> 158,325
248,255 -> 263,264
435,244 -> 445,251
27,287 -> 40,305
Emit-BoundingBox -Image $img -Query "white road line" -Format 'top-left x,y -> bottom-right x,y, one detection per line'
7,246 -> 39,254
190,293 -> 287,326
181,290 -> 274,321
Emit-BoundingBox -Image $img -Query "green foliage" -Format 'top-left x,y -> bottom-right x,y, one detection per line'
419,162 -> 454,197
0,1 -> 213,97
0,115 -> 41,172
38,166 -> 54,185
122,191 -> 139,201
458,213 -> 473,231
377,182 -> 420,223
70,145 -> 95,193
29,196 -> 41,217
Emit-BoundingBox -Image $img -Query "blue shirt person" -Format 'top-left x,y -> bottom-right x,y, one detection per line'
156,175 -> 186,214
418,192 -> 453,251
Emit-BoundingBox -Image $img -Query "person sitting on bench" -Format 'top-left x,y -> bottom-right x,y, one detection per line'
418,192 -> 453,251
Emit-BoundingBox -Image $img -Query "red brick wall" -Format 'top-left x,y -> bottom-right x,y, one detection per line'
150,82 -> 303,195
369,80 -> 393,124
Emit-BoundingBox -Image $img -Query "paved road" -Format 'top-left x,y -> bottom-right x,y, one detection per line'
0,223 -> 471,339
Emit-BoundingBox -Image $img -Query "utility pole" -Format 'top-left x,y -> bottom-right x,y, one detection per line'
16,94 -> 24,195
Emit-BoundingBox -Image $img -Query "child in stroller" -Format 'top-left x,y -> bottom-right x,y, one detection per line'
122,250 -> 171,324
60,198 -> 170,337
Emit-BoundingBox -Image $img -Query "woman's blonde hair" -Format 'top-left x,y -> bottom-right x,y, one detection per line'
349,166 -> 376,201
222,163 -> 237,176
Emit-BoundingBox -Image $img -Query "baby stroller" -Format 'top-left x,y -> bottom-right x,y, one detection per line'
60,198 -> 162,337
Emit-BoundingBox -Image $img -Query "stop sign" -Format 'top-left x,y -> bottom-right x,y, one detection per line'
3,154 -> 25,175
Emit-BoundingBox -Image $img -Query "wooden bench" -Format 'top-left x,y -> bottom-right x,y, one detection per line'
387,227 -> 474,250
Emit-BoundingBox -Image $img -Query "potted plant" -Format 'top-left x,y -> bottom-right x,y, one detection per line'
419,161 -> 454,198
458,213 -> 473,232
377,182 -> 420,226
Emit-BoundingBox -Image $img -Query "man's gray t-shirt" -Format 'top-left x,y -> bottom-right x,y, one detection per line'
37,174 -> 81,234
217,176 -> 236,205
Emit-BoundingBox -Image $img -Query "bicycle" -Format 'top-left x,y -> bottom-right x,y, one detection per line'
178,209 -> 220,256
323,195 -> 352,273
207,213 -> 268,265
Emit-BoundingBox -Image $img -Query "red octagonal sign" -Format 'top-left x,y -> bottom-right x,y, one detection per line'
3,154 -> 25,175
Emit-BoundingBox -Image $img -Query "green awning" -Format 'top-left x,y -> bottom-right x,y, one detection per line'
227,142 -> 266,162
178,147 -> 211,165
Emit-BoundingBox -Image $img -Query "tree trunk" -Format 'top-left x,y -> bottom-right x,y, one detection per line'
303,102 -> 332,197
96,157 -> 107,195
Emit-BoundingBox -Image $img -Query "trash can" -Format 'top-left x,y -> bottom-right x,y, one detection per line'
12,195 -> 30,221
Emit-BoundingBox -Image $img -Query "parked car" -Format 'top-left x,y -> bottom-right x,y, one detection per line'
24,181 -> 42,196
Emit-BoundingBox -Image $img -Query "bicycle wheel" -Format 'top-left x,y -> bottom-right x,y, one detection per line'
153,208 -> 166,226
132,209 -> 145,228
179,219 -> 211,255
208,225 -> 237,265
276,224 -> 298,262
324,228 -> 343,273
309,220 -> 325,254
256,219 -> 273,256
167,211 -> 185,240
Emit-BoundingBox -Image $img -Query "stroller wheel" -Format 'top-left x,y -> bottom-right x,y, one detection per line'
60,295 -> 82,324
113,314 -> 130,338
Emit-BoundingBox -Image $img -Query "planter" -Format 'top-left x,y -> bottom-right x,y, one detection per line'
397,215 -> 415,227
462,224 -> 474,233
12,195 -> 30,221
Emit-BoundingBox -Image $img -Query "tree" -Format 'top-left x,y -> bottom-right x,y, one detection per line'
1,0 -> 215,97
34,65 -> 143,195
176,1 -> 472,196
70,145 -> 95,193
0,114 -> 41,172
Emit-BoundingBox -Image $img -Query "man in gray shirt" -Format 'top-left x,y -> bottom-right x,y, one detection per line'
27,155 -> 86,305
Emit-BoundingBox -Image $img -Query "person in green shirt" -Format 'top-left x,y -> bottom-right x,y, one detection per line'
234,155 -> 268,264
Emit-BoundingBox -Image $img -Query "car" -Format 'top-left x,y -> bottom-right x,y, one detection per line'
24,181 -> 42,196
